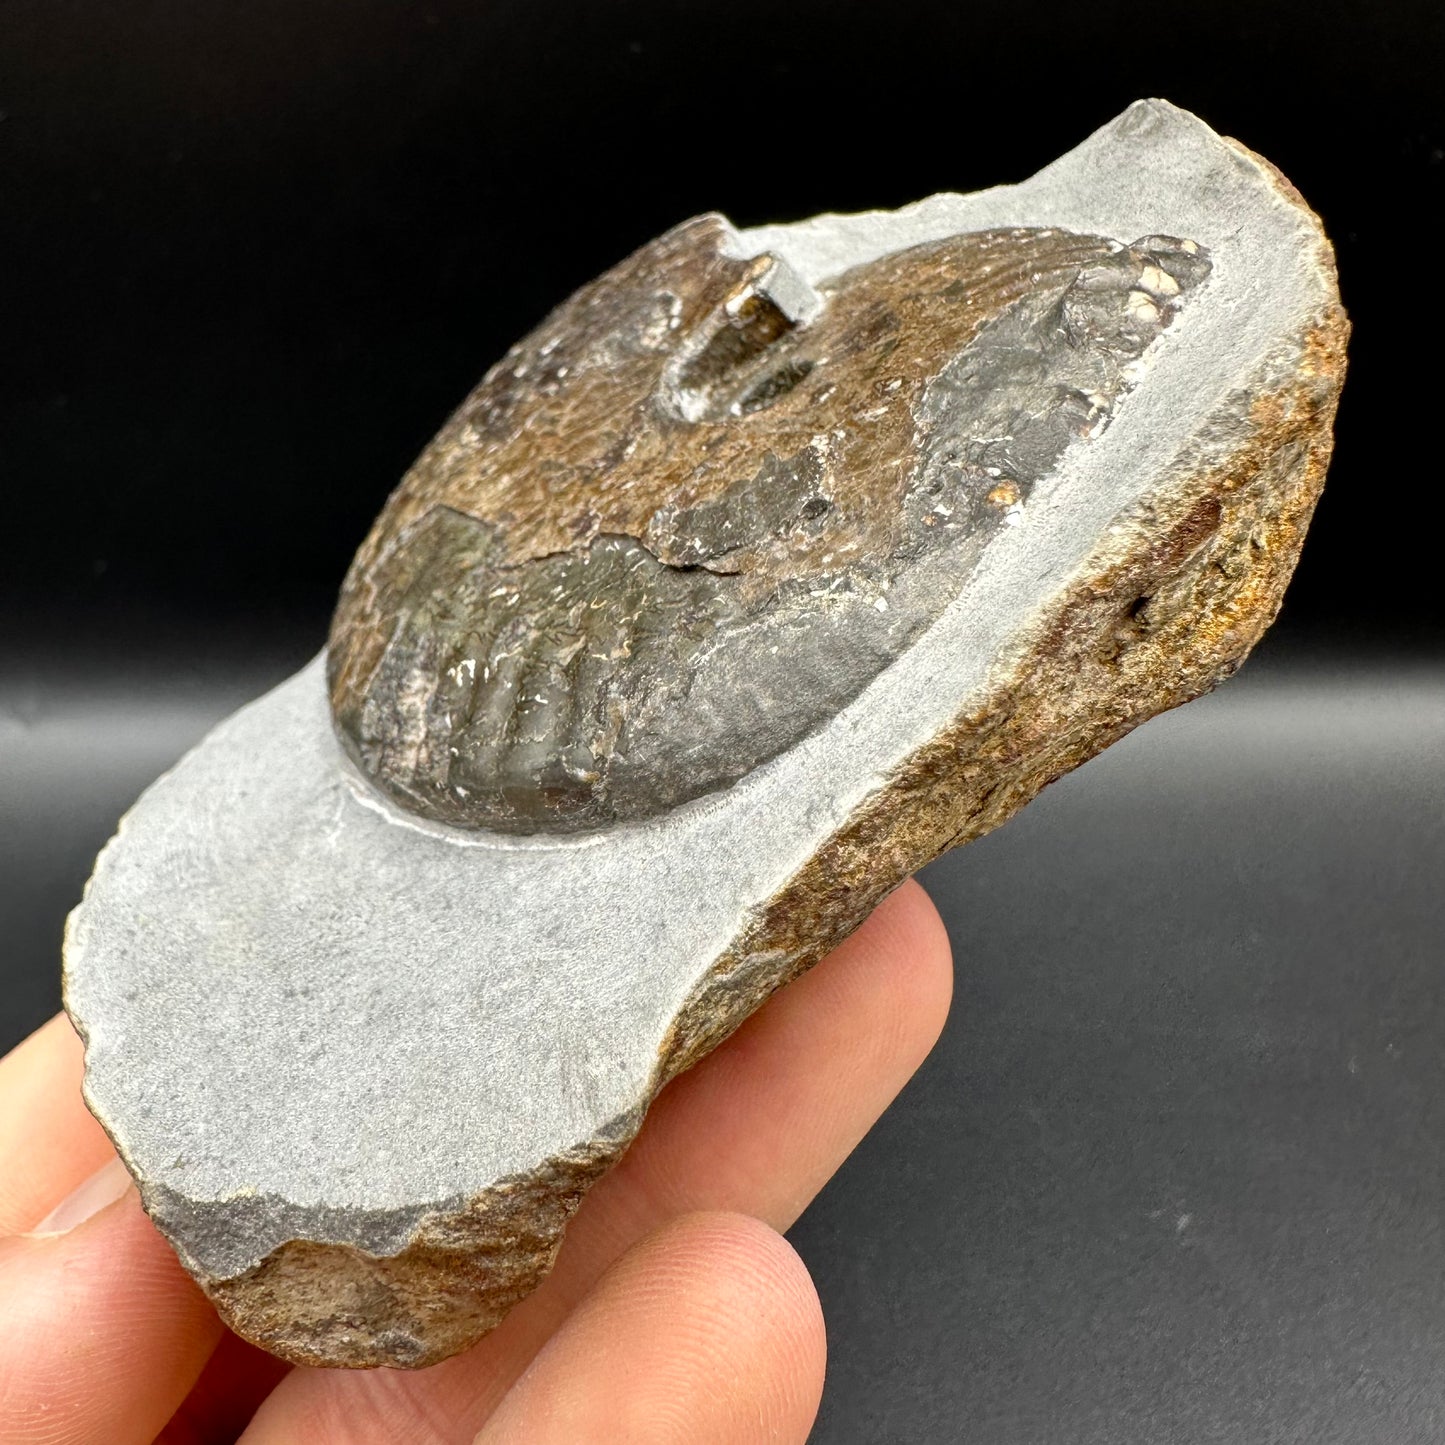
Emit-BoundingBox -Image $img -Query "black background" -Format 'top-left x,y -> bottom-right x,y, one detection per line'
3,3 -> 1443,1440
3,0 -> 1443,652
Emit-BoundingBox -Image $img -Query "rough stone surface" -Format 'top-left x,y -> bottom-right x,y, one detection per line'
64,100 -> 1347,1370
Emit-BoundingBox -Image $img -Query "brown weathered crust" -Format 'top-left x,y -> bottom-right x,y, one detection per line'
662,303 -> 1349,1078
654,140 -> 1349,1077
195,1133 -> 629,1369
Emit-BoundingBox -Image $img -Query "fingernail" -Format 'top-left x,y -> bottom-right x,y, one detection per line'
27,1157 -> 133,1236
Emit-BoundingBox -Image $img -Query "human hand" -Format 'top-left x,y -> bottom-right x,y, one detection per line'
0,881 -> 951,1444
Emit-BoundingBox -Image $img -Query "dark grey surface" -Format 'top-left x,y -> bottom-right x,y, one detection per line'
2,647 -> 1442,1439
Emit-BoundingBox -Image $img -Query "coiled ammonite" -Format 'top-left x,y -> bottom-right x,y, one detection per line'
329,218 -> 1209,833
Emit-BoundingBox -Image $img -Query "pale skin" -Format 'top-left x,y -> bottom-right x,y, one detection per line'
0,879 -> 953,1443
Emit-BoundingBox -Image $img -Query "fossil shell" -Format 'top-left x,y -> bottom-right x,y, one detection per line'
328,219 -> 1210,833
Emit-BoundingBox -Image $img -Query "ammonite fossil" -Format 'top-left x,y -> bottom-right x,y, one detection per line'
329,219 -> 1210,833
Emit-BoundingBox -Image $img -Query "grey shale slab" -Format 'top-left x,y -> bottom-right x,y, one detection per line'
63,100 -> 1347,1368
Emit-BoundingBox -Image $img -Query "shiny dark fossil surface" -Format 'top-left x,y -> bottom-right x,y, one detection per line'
327,218 -> 1210,833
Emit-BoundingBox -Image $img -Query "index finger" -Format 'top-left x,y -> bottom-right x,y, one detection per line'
0,1014 -> 115,1236
0,1018 -> 225,1444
